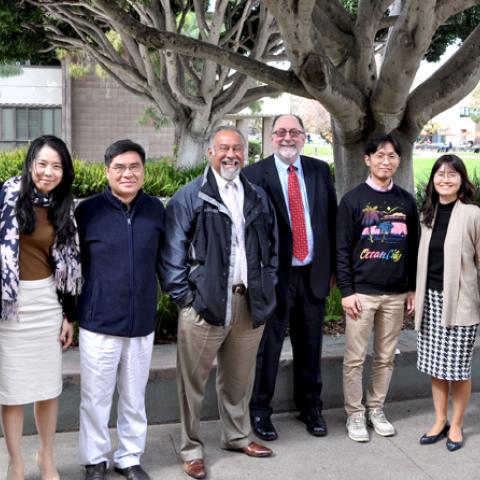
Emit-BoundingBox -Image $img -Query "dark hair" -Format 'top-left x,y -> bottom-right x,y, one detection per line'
271,114 -> 305,132
16,135 -> 75,245
420,154 -> 477,228
104,139 -> 146,166
365,133 -> 402,157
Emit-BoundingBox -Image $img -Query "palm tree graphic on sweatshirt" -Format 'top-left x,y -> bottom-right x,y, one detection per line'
360,204 -> 407,244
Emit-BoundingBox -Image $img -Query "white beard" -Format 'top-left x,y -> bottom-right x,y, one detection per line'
220,162 -> 241,181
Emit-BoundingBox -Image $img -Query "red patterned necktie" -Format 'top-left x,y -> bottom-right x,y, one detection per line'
287,165 -> 308,261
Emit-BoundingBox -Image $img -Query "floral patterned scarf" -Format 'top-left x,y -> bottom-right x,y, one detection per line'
0,176 -> 82,321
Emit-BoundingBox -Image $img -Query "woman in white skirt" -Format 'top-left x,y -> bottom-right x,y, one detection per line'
415,154 -> 480,452
0,135 -> 82,479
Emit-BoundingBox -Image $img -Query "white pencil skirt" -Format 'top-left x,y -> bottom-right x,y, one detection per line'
0,276 -> 64,405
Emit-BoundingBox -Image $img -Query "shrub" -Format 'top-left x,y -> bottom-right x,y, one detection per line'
325,286 -> 343,323
72,159 -> 206,198
0,149 -> 206,197
155,290 -> 179,342
248,139 -> 261,160
415,179 -> 427,210
0,148 -> 349,338
0,148 -> 26,181
416,172 -> 480,211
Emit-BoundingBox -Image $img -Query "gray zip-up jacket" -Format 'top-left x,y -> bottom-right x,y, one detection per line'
160,166 -> 278,328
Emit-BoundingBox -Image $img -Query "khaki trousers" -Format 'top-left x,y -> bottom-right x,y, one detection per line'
177,294 -> 264,461
343,293 -> 406,416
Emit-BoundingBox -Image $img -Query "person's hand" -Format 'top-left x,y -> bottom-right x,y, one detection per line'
342,294 -> 362,320
59,318 -> 74,351
406,291 -> 415,316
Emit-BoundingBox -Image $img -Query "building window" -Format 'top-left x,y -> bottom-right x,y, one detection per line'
0,107 -> 62,150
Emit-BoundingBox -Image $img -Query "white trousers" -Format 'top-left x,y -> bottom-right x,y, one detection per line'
78,328 -> 154,468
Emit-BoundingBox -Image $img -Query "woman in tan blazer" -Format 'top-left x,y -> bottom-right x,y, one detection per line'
415,154 -> 480,452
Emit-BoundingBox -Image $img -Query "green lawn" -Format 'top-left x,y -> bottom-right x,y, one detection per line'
302,144 -> 480,183
413,153 -> 480,182
303,144 -> 334,159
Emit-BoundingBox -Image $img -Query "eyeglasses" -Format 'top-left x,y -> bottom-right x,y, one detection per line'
109,163 -> 143,175
272,128 -> 305,138
371,153 -> 399,162
434,171 -> 460,180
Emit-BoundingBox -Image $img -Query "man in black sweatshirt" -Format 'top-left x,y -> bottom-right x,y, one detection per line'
336,134 -> 418,443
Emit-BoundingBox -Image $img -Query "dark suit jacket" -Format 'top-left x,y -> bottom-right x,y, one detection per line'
243,155 -> 337,301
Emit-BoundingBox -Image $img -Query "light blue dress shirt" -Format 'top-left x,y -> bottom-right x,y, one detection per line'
274,155 -> 314,266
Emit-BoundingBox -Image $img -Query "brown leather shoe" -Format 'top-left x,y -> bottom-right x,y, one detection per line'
183,459 -> 206,479
239,441 -> 273,457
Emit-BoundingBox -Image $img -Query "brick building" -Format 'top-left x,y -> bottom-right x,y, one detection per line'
0,64 -> 277,160
0,64 -> 175,161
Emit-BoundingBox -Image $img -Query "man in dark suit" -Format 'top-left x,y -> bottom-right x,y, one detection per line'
243,114 -> 337,440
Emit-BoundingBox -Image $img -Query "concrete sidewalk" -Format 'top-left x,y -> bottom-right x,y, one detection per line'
2,394 -> 479,480
9,331 -> 480,436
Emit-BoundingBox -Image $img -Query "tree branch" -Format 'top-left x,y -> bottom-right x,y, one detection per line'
212,75 -> 252,118
297,50 -> 367,143
370,0 -> 438,131
435,0 -> 480,27
47,30 -> 155,104
192,0 -> 209,40
92,0 -> 310,98
401,24 -> 480,141
201,0 -> 231,99
163,49 -> 207,109
48,4 -> 121,62
227,85 -> 281,113
264,0 -> 355,68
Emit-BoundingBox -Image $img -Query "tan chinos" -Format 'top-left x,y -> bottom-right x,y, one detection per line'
177,293 -> 264,462
343,292 -> 406,415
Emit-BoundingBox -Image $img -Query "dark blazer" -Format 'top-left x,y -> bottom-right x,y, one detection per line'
243,155 -> 337,300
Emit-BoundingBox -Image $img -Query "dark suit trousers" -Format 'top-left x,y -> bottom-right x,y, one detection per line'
249,265 -> 325,418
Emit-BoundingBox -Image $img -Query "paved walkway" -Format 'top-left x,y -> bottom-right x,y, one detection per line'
1,394 -> 479,480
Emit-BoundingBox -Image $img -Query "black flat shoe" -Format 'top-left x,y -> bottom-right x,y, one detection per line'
419,423 -> 450,445
446,429 -> 464,452
446,437 -> 463,452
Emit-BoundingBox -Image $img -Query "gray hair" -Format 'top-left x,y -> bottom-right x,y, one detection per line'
207,125 -> 246,149
271,114 -> 305,133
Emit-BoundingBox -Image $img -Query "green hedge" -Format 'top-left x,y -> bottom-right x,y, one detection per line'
0,148 -> 206,198
248,139 -> 262,160
0,149 -> 206,342
0,148 -> 26,181
7,147 -> 446,339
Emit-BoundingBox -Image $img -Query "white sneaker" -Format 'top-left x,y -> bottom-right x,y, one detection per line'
367,409 -> 395,436
346,412 -> 369,442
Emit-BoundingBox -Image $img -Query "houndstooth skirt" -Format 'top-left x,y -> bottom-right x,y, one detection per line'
417,289 -> 478,381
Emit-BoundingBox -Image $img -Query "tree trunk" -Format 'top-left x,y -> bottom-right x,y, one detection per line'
332,127 -> 370,200
333,125 -> 415,200
174,123 -> 208,168
392,132 -> 415,194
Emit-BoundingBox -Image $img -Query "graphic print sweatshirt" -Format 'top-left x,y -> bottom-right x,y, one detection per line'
336,183 -> 419,298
